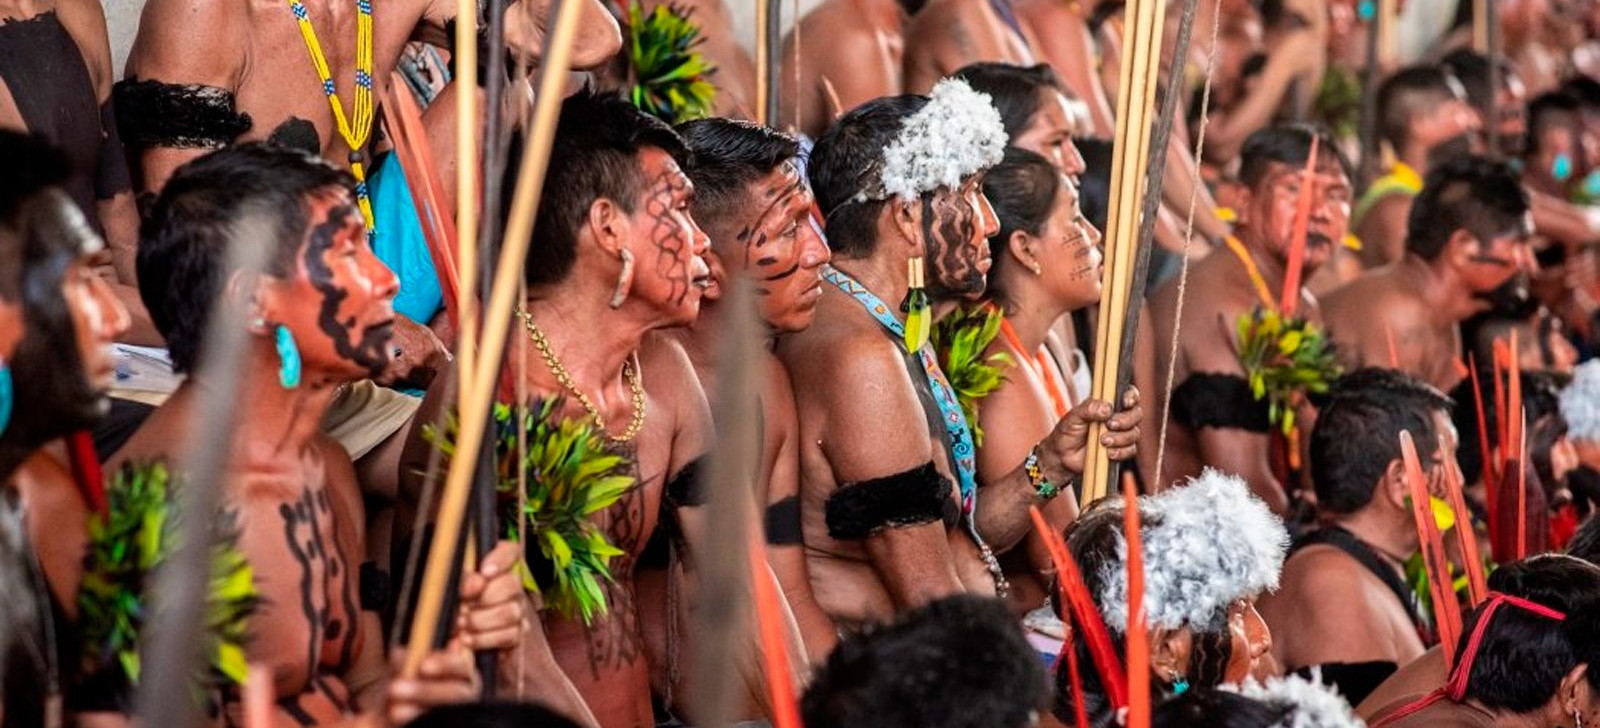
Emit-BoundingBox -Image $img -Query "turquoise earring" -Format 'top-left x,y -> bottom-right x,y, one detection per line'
1170,672 -> 1190,696
275,325 -> 301,389
0,356 -> 11,436
1553,153 -> 1575,183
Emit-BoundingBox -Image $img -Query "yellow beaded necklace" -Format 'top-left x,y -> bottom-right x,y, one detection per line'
286,0 -> 377,234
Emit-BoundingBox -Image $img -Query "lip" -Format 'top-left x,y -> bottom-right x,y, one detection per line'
977,256 -> 993,275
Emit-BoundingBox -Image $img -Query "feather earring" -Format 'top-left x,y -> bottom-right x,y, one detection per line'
901,257 -> 932,352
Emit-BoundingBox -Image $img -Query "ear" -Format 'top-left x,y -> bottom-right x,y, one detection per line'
1231,184 -> 1254,227
889,196 -> 924,253
1150,626 -> 1193,682
1444,228 -> 1480,267
1006,229 -> 1038,270
586,197 -> 630,258
227,269 -> 275,334
1381,458 -> 1410,510
1560,663 -> 1591,714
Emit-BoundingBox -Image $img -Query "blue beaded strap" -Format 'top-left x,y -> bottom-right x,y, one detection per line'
821,265 -> 979,517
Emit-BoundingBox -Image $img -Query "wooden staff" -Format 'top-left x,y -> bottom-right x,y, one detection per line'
1400,431 -> 1462,668
763,0 -> 782,126
1121,477 -> 1150,728
1357,0 -> 1383,187
1280,135 -> 1320,317
1083,0 -> 1170,506
402,0 -> 585,675
455,0 -> 479,389
1486,0 -> 1502,156
1441,434 -> 1488,608
756,0 -> 772,125
1473,0 -> 1489,52
1031,506 -> 1129,709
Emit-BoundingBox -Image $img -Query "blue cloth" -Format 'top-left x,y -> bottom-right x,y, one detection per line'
368,151 -> 445,326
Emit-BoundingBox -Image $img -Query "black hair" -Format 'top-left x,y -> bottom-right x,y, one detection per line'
1052,503 -> 1236,728
138,143 -> 353,374
401,700 -> 583,728
1076,138 -> 1114,232
952,62 -> 1071,142
1237,124 -> 1352,189
0,130 -> 71,303
1405,154 -> 1528,261
983,147 -> 1064,309
1310,368 -> 1454,515
1524,92 -> 1583,156
801,594 -> 1047,728
809,94 -> 930,257
676,117 -> 800,242
513,87 -> 689,288
1258,0 -> 1309,30
1562,77 -> 1600,110
1152,687 -> 1292,728
1462,555 -> 1600,712
1377,66 -> 1462,152
1568,516 -> 1600,566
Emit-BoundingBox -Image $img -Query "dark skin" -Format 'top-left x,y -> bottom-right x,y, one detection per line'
1142,153 -> 1350,511
902,0 -> 1038,94
779,0 -> 905,139
775,177 -> 1141,626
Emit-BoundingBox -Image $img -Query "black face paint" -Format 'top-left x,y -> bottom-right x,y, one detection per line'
643,171 -> 694,307
922,189 -> 984,299
303,206 -> 389,377
1467,253 -> 1516,268
0,191 -> 106,479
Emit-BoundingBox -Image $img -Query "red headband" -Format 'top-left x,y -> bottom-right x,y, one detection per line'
1445,592 -> 1567,701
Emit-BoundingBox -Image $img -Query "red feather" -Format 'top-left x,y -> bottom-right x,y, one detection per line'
1031,505 -> 1128,710
1441,435 -> 1487,607
380,81 -> 462,330
748,539 -> 801,728
68,430 -> 105,515
1280,135 -> 1320,317
1468,354 -> 1497,541
1121,475 -> 1150,728
1401,431 -> 1462,668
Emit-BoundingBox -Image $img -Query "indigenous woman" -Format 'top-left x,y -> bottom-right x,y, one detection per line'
1054,470 -> 1287,727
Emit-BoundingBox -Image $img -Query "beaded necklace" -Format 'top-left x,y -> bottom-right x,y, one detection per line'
286,0 -> 377,235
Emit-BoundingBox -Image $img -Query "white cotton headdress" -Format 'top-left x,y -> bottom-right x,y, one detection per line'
1561,360 -> 1600,444
1226,672 -> 1367,728
1096,469 -> 1288,633
853,77 -> 1008,203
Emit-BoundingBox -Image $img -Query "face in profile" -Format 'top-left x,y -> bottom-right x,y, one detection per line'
624,147 -> 712,326
1014,89 -> 1088,179
924,175 -> 1001,300
269,190 -> 399,382
7,190 -> 130,438
731,161 -> 830,333
1222,599 -> 1273,684
1036,177 -> 1104,311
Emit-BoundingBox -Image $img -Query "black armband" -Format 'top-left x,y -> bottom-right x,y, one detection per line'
1170,372 -> 1272,433
113,78 -> 252,150
765,495 -> 802,546
359,561 -> 391,612
825,462 -> 951,540
96,98 -> 132,199
665,456 -> 708,509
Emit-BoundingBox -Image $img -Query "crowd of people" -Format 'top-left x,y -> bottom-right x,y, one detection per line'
4,0 -> 1600,725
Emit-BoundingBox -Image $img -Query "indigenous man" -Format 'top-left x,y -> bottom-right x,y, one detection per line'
1353,66 -> 1482,267
1257,368 -> 1451,706
114,144 -> 522,726
675,118 -> 836,660
902,0 -> 1038,95
779,79 -> 1140,627
1143,125 -> 1352,513
1324,156 -> 1537,394
779,0 -> 912,139
0,130 -> 131,724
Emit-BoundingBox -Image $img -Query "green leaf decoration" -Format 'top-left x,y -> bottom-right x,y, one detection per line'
424,398 -> 636,625
930,304 -> 1016,446
1314,65 -> 1362,141
625,1 -> 718,124
1233,306 -> 1343,435
78,461 -> 261,696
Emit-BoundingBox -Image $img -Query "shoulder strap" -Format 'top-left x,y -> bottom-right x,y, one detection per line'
1293,526 -> 1426,634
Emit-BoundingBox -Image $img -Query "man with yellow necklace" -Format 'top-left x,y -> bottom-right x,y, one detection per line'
1352,65 -> 1482,268
1145,125 -> 1353,517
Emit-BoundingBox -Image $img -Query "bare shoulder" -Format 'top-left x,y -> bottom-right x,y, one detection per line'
124,0 -> 247,82
1279,543 -> 1372,595
640,330 -> 702,394
52,0 -> 113,90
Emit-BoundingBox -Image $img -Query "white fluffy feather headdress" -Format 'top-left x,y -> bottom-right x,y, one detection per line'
1561,360 -> 1600,444
1096,469 -> 1288,633
1226,672 -> 1367,728
853,77 -> 1007,203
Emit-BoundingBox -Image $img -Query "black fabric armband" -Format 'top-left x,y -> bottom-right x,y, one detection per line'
765,495 -> 802,546
1170,372 -> 1272,433
359,561 -> 391,612
825,462 -> 951,540
665,456 -> 708,509
113,78 -> 253,149
96,98 -> 132,199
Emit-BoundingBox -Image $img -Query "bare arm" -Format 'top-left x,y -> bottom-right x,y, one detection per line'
1187,312 -> 1290,514
1202,29 -> 1325,164
1355,195 -> 1412,268
763,362 -> 838,662
1023,2 -> 1115,135
1530,190 -> 1600,248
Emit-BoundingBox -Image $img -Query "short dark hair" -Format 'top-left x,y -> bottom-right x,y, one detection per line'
516,88 -> 688,287
1237,124 -> 1351,189
1439,49 -> 1511,114
401,701 -> 583,728
1153,688 -> 1291,728
952,62 -> 1071,142
1568,516 -> 1600,566
1076,138 -> 1114,231
0,131 -> 71,303
138,143 -> 353,373
1525,91 -> 1583,156
676,117 -> 799,241
1310,368 -> 1454,515
801,594 -> 1046,728
1378,66 -> 1461,151
1463,555 -> 1600,712
983,147 -> 1062,308
1562,76 -> 1600,110
1405,154 -> 1528,261
810,94 -> 930,257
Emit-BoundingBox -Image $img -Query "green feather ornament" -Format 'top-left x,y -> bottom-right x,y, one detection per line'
626,0 -> 718,124
931,303 -> 1015,446
1233,307 -> 1342,435
77,461 -> 260,694
425,398 -> 636,625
